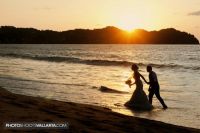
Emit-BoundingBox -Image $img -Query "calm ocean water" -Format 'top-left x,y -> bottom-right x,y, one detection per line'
0,44 -> 199,128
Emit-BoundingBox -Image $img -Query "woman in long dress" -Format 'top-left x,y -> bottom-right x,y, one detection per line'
125,64 -> 153,110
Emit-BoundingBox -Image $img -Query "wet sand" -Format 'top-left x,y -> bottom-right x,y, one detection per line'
0,87 -> 199,133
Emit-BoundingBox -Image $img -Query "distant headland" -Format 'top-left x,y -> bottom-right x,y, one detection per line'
0,26 -> 199,44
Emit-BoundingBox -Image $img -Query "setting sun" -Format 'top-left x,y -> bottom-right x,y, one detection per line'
114,15 -> 141,32
116,22 -> 136,32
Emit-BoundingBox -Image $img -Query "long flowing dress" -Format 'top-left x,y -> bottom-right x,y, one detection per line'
125,72 -> 153,110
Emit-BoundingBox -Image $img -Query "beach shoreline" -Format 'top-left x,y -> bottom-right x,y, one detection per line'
0,87 -> 199,133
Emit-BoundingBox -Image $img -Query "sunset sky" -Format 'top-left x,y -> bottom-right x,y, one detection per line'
0,0 -> 200,40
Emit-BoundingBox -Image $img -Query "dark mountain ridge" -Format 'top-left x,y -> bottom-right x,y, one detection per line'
0,26 -> 199,44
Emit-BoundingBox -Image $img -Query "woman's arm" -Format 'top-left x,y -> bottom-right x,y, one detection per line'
125,74 -> 135,88
129,82 -> 135,88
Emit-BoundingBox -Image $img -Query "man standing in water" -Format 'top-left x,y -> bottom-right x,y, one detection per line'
147,65 -> 168,109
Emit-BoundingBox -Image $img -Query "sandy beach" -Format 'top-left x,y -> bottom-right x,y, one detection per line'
0,87 -> 199,133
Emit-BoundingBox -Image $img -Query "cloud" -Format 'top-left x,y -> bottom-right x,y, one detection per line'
188,10 -> 200,16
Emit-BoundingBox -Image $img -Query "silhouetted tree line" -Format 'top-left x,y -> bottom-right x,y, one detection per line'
0,26 -> 199,44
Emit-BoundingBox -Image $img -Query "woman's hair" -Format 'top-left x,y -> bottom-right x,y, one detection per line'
131,64 -> 139,71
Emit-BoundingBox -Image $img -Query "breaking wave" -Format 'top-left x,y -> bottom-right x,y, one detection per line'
0,53 -> 199,70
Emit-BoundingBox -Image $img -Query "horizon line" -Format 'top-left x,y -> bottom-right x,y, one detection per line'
0,25 -> 181,33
